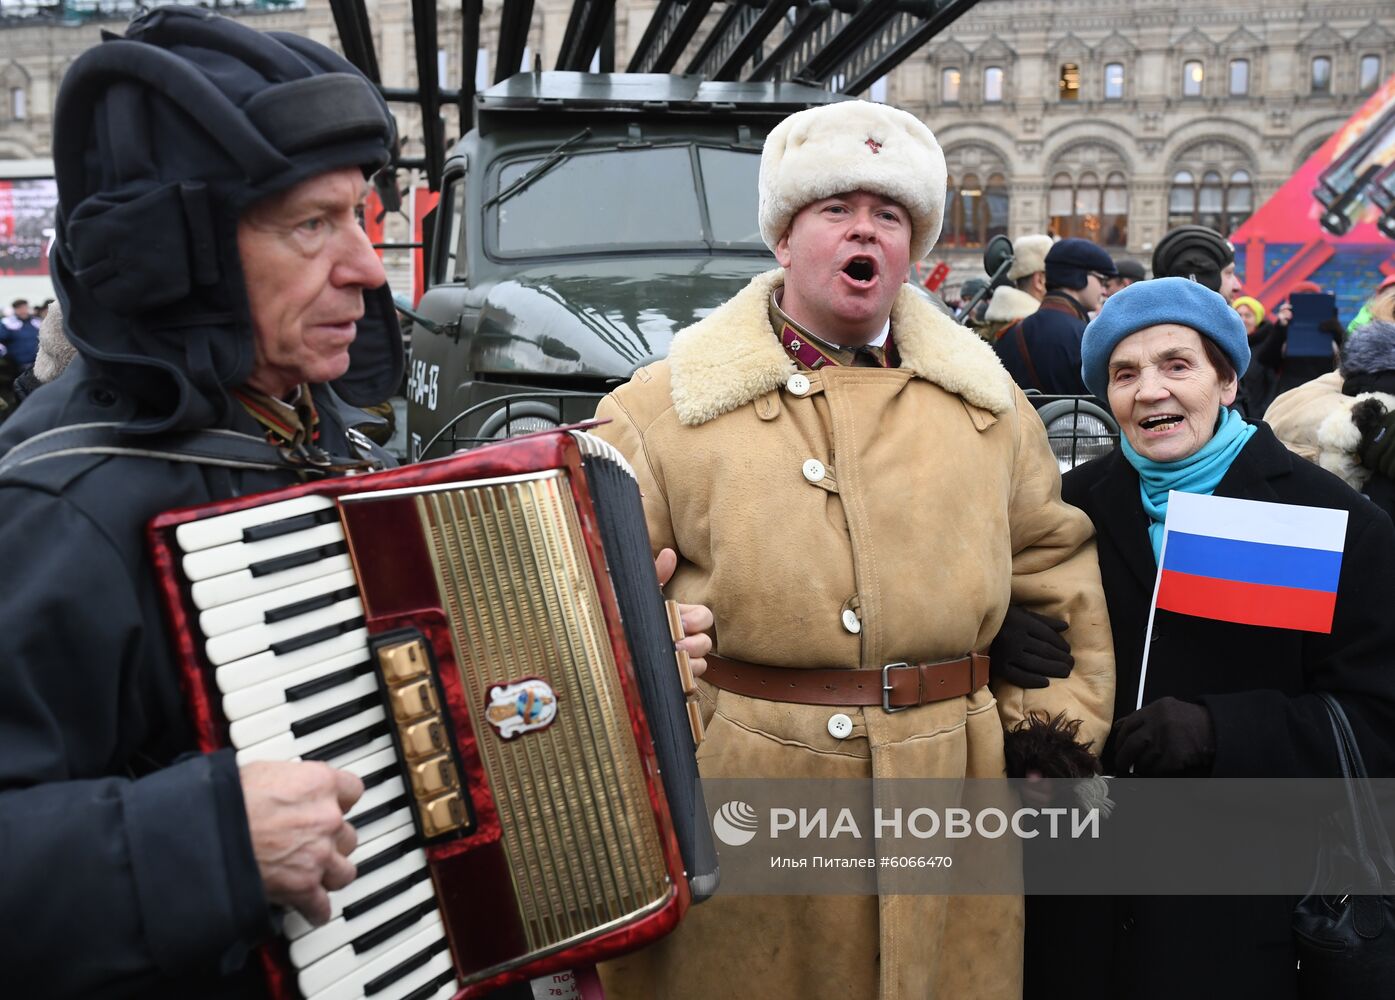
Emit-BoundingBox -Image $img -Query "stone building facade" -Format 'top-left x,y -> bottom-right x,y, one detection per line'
1,0 -> 1390,289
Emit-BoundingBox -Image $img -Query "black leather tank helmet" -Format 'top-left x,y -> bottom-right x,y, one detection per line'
1151,225 -> 1235,295
50,5 -> 402,434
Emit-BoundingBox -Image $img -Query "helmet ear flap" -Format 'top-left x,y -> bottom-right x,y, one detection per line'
62,181 -> 220,316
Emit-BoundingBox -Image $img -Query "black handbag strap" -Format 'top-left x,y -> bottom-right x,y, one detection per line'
1319,692 -> 1395,893
0,421 -> 371,481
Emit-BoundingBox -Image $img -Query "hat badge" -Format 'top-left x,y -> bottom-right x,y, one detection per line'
865,137 -> 882,154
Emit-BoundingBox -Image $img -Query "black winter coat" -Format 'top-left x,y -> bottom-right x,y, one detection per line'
0,359 -> 395,998
992,292 -> 1092,396
1027,422 -> 1395,1000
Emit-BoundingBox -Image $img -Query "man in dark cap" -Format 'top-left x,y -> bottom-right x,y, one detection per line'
1106,258 -> 1147,298
0,8 -> 406,995
993,237 -> 1115,395
1151,224 -> 1242,303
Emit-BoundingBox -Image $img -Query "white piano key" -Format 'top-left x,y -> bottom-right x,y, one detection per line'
346,775 -> 407,825
234,704 -> 388,765
175,494 -> 337,553
340,746 -> 402,784
182,521 -> 346,583
228,673 -> 381,750
285,846 -> 430,939
221,649 -> 374,722
304,919 -> 447,1000
200,569 -> 360,638
191,553 -> 354,611
207,596 -> 365,667
292,878 -> 439,986
216,628 -> 370,694
416,981 -> 459,1000
347,802 -> 415,848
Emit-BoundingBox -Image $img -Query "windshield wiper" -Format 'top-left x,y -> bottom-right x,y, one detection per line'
484,128 -> 593,209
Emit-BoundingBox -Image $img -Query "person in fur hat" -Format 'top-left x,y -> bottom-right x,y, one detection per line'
590,99 -> 1115,1000
978,232 -> 1052,343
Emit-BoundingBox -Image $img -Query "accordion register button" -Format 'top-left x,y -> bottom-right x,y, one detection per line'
389,679 -> 439,722
409,755 -> 459,798
377,639 -> 430,684
419,791 -> 467,837
400,717 -> 447,759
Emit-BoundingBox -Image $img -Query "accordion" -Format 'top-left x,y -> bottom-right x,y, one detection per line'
149,428 -> 718,1000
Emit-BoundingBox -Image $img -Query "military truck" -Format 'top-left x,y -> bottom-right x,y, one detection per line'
405,72 -> 845,461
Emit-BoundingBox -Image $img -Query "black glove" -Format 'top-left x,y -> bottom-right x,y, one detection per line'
989,606 -> 1074,690
1109,697 -> 1215,776
1358,405 -> 1395,481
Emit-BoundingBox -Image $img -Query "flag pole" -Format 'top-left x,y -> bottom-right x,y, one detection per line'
1136,492 -> 1175,712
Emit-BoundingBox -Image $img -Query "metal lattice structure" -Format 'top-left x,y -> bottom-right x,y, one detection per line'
327,0 -> 980,189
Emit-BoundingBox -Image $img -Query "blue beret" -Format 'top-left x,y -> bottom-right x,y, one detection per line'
1080,276 -> 1250,399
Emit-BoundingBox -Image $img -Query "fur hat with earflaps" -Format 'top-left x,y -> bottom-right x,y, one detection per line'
758,100 -> 947,261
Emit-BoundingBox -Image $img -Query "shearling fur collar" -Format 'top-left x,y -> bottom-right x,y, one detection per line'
984,285 -> 1041,324
667,269 -> 1015,426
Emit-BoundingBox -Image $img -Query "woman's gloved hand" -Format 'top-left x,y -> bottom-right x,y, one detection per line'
1108,697 -> 1215,776
1358,405 -> 1395,480
989,606 -> 1074,689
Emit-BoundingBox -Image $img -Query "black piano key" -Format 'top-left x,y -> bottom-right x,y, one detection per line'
250,541 -> 348,578
290,693 -> 382,739
241,508 -> 340,543
271,615 -> 366,656
350,795 -> 411,831
399,969 -> 458,1000
265,585 -> 363,625
284,661 -> 373,702
364,938 -> 450,996
344,867 -> 431,922
351,898 -> 439,955
302,720 -> 392,762
356,834 -> 420,879
361,764 -> 400,790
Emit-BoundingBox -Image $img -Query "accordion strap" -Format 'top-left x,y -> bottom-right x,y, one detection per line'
0,422 -> 370,480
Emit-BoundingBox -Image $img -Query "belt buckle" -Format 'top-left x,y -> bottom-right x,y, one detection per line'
881,662 -> 917,713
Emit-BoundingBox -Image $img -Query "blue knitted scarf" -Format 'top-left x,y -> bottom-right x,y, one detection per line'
1120,406 -> 1257,563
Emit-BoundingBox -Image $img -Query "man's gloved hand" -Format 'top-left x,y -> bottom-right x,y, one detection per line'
1358,406 -> 1395,481
1109,697 -> 1215,776
989,606 -> 1074,690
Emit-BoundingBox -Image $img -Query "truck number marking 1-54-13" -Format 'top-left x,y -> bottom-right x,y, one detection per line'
409,358 -> 440,411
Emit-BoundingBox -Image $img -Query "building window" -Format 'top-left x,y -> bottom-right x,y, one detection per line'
1048,172 -> 1124,245
1311,56 -> 1332,94
1168,168 -> 1253,234
983,66 -> 1003,103
1183,60 -> 1204,97
1059,63 -> 1080,101
1360,55 -> 1382,93
9,87 -> 24,121
942,67 -> 961,103
1104,62 -> 1124,100
1102,172 -> 1129,246
1229,59 -> 1249,96
941,170 -> 1009,247
1168,170 -> 1197,230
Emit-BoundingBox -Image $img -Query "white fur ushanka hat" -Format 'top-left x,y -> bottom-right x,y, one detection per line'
1007,234 -> 1054,280
758,100 -> 947,261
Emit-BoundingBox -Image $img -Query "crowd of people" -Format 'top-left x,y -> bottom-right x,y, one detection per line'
1,7 -> 1393,1000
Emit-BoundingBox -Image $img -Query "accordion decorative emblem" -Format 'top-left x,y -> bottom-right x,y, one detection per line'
149,428 -> 718,1000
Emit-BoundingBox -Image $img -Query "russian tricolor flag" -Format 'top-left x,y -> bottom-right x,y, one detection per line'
1155,491 -> 1349,634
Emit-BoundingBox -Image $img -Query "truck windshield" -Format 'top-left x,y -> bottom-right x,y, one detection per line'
493,144 -> 762,255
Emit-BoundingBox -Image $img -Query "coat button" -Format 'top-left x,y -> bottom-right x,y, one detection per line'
827,713 -> 853,739
802,458 -> 826,483
787,373 -> 811,397
842,608 -> 862,634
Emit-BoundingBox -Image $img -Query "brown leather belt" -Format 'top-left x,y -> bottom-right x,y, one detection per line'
703,652 -> 990,712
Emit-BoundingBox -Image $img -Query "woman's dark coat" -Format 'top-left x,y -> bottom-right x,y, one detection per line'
1028,422 -> 1395,1000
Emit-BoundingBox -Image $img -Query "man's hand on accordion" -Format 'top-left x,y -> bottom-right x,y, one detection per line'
655,547 -> 714,679
241,760 -> 365,925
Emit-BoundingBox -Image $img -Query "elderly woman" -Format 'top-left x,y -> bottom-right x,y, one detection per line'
1043,278 -> 1395,999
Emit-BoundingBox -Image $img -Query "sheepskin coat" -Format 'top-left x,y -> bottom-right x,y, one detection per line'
592,269 -> 1114,1000
978,285 -> 1041,343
